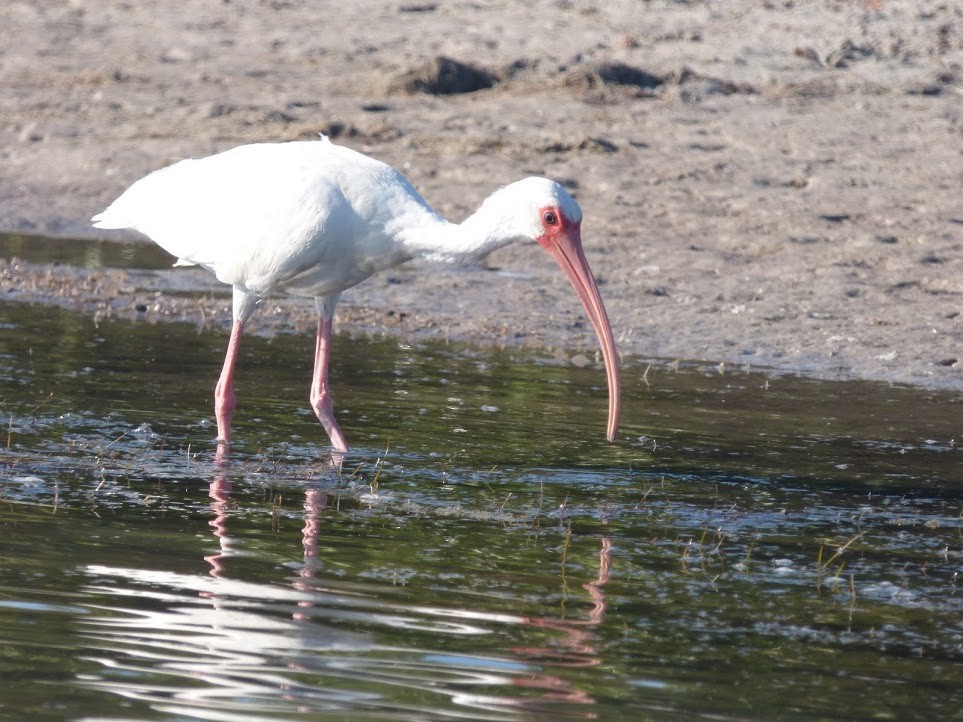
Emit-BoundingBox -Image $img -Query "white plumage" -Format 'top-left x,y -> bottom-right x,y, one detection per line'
94,137 -> 620,456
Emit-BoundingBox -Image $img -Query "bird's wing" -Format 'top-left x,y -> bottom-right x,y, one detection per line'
92,144 -> 349,285
93,140 -> 433,296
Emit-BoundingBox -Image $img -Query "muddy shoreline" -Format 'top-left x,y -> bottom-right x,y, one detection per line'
1,1 -> 960,391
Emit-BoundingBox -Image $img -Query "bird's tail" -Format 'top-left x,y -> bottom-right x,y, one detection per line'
91,208 -> 129,229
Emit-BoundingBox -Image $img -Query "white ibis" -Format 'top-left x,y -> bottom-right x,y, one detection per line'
93,137 -> 621,453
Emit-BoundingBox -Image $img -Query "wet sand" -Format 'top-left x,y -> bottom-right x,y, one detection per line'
1,1 -> 960,390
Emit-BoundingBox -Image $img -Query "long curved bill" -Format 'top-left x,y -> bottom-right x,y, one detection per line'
545,226 -> 622,442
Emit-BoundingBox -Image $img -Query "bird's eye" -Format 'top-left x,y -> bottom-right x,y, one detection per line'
543,210 -> 558,226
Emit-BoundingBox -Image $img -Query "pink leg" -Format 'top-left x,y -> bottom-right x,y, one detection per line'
214,319 -> 244,446
310,315 -> 349,452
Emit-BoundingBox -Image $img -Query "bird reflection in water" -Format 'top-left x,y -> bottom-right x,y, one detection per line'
199,474 -> 612,717
506,538 -> 612,708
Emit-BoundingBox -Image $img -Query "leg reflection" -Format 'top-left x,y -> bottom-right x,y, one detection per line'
294,488 -> 327,620
204,474 -> 233,579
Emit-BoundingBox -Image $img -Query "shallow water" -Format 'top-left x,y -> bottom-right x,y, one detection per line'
1,243 -> 962,720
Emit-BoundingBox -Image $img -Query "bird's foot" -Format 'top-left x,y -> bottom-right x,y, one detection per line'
327,448 -> 345,470
215,438 -> 231,465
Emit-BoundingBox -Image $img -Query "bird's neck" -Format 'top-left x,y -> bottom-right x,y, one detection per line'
398,200 -> 523,266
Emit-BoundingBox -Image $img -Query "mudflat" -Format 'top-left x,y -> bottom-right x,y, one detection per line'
1,1 -> 960,389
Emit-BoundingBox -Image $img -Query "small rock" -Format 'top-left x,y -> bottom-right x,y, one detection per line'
570,353 -> 591,368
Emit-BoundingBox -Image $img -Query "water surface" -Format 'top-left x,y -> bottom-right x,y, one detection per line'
1,243 -> 961,721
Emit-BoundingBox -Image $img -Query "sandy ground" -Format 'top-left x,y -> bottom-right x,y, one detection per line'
1,0 -> 961,391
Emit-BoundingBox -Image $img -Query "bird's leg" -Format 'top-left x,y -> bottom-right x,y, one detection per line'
214,319 -> 244,447
309,314 -> 349,453
214,287 -> 257,461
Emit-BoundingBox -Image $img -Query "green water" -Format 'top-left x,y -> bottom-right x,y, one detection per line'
1,242 -> 962,720
0,232 -> 174,270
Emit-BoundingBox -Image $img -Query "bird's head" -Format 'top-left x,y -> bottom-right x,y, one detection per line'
482,177 -> 583,243
497,177 -> 622,443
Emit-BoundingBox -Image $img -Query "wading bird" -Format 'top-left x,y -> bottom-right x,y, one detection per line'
93,137 -> 621,454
